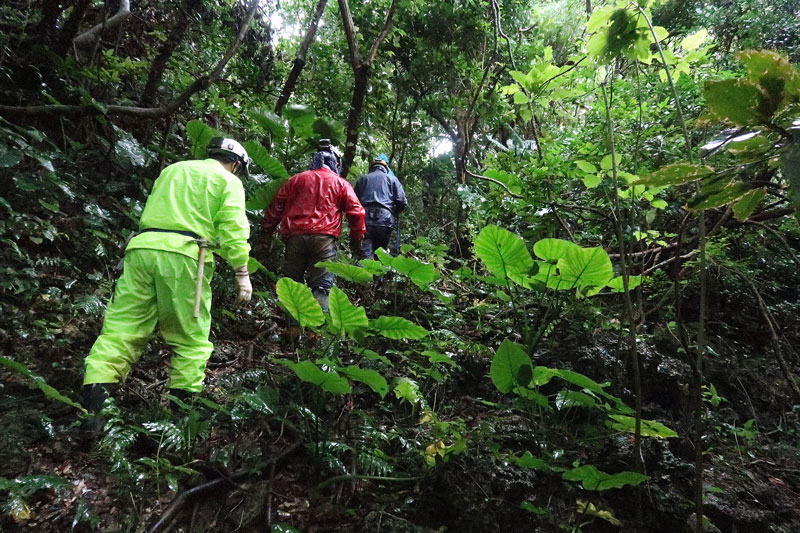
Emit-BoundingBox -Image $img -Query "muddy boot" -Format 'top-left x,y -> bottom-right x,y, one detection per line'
78,383 -> 109,449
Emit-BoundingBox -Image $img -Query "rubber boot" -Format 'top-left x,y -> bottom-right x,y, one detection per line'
78,383 -> 109,449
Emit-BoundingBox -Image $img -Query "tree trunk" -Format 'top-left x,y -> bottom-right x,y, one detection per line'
54,0 -> 92,55
274,0 -> 328,115
336,0 -> 396,178
340,64 -> 369,178
34,0 -> 62,46
140,2 -> 197,107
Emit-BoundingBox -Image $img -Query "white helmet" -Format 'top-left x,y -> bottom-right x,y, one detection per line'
208,137 -> 250,179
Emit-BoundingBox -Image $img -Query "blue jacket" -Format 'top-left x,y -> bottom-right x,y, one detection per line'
354,167 -> 408,228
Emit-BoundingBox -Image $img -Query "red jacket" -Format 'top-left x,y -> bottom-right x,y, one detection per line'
262,168 -> 366,240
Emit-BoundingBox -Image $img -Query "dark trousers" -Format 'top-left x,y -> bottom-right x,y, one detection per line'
283,234 -> 337,311
360,225 -> 393,259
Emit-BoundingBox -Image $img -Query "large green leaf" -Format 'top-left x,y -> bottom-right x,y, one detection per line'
533,238 -> 580,263
359,259 -> 389,276
557,246 -> 613,289
246,178 -> 288,210
374,247 -> 395,267
563,465 -> 648,491
0,356 -> 83,410
474,225 -> 534,284
315,261 -> 373,283
186,120 -> 218,158
390,256 -> 438,288
370,316 -> 428,339
275,277 -> 325,327
327,287 -> 368,336
249,108 -> 287,140
282,104 -> 316,139
278,360 -> 350,394
607,275 -> 642,293
243,141 -> 289,179
737,49 -> 800,111
607,415 -> 678,438
483,169 -> 523,195
635,163 -> 714,187
733,188 -> 766,221
687,181 -> 750,210
312,117 -> 344,145
704,79 -> 765,125
339,365 -> 389,397
393,377 -> 424,405
490,339 -> 533,393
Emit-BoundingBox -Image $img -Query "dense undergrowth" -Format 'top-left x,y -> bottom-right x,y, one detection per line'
2,0 -> 800,532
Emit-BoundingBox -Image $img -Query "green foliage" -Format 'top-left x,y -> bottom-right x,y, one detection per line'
562,465 -> 648,491
370,316 -> 428,340
0,356 -> 83,410
327,287 -> 369,336
490,340 -> 533,394
474,225 -> 533,285
276,277 -> 325,327
278,360 -> 352,394
316,261 -> 373,283
243,141 -> 289,179
186,120 -> 219,158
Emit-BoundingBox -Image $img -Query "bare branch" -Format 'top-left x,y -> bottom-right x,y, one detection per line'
366,0 -> 397,65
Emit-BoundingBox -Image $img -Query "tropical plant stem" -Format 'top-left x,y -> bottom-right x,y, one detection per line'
639,7 -> 707,531
600,81 -> 644,530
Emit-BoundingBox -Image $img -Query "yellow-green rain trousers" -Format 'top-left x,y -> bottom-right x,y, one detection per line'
83,159 -> 250,392
84,249 -> 214,391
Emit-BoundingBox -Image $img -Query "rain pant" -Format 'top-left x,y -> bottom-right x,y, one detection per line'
83,159 -> 250,392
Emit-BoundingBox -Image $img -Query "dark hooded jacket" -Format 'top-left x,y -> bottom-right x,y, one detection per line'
354,166 -> 408,228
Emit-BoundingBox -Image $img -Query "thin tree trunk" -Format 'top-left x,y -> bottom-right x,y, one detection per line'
275,0 -> 328,115
337,0 -> 396,178
140,2 -> 197,107
55,0 -> 92,55
34,0 -> 62,46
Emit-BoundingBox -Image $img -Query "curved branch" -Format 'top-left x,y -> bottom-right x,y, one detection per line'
465,169 -> 522,198
72,0 -> 131,51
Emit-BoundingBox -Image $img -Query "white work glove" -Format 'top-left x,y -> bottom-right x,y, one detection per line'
235,267 -> 252,305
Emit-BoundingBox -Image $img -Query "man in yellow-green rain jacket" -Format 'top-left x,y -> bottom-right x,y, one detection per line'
81,137 -> 253,434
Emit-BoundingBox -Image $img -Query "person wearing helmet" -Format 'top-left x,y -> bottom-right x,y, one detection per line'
80,137 -> 253,439
259,139 -> 365,312
354,156 -> 407,259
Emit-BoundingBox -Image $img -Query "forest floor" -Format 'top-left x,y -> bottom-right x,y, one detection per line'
2,304 -> 800,532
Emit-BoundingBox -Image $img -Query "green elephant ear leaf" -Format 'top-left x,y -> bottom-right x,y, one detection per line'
278,360 -> 351,394
327,287 -> 368,336
249,108 -> 287,140
275,277 -> 325,327
533,238 -> 580,262
186,120 -> 219,158
339,365 -> 389,397
474,225 -> 533,285
557,246 -> 613,289
242,141 -> 289,179
390,256 -> 438,288
315,261 -> 373,283
563,465 -> 648,491
490,339 -> 533,393
370,316 -> 428,339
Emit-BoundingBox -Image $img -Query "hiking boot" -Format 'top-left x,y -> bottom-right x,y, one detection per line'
78,383 -> 109,449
